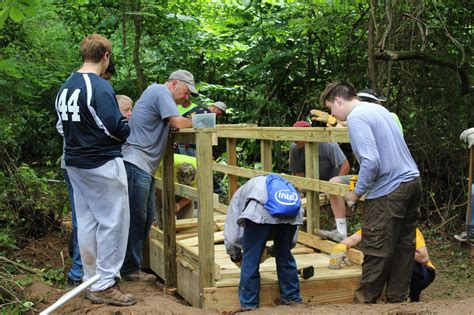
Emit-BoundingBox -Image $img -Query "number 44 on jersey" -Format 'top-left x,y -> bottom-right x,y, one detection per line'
57,89 -> 81,122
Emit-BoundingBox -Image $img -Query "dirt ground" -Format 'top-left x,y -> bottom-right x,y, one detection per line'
8,224 -> 474,314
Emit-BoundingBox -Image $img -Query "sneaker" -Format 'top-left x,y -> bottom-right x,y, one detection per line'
122,271 -> 156,282
85,283 -> 137,306
315,229 -> 344,243
66,276 -> 82,289
454,231 -> 468,242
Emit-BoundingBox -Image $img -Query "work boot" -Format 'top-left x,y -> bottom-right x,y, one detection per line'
315,229 -> 344,243
85,283 -> 137,306
122,270 -> 156,282
66,276 -> 81,289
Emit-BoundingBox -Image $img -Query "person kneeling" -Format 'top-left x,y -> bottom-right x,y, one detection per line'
329,228 -> 435,302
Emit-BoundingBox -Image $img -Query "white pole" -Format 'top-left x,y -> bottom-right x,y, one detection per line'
40,274 -> 101,315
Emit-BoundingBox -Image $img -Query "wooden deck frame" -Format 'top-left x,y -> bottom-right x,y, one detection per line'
150,125 -> 361,310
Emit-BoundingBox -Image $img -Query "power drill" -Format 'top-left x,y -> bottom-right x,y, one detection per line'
347,175 -> 358,207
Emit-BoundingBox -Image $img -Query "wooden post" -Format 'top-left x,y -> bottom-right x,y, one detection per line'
162,133 -> 177,287
305,142 -> 320,234
227,138 -> 237,202
261,140 -> 273,172
196,130 -> 215,305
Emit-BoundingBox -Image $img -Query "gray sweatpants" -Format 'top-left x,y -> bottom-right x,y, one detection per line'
66,157 -> 130,292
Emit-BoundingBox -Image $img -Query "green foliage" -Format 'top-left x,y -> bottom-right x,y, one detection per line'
0,0 -> 39,28
0,0 -> 471,248
41,267 -> 65,286
0,228 -> 18,250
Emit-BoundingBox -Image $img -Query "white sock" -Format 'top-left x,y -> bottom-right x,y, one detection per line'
335,218 -> 347,239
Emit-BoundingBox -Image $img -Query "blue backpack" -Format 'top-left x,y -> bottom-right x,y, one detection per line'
264,174 -> 301,217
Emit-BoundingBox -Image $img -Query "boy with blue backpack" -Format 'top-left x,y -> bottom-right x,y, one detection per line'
224,174 -> 304,310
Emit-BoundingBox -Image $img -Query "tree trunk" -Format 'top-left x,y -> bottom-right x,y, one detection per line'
367,0 -> 377,89
132,0 -> 146,92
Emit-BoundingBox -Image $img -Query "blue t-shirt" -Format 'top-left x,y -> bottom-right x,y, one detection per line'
122,83 -> 180,175
55,72 -> 129,169
348,102 -> 419,199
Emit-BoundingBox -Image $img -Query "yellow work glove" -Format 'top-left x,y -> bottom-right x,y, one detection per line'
310,109 -> 337,126
329,243 -> 347,270
260,246 -> 273,264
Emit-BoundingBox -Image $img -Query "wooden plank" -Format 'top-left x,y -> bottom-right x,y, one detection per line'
203,276 -> 360,311
196,130 -> 215,298
162,134 -> 177,287
176,215 -> 227,230
173,131 -> 196,144
213,164 -> 350,196
261,139 -> 272,172
149,239 -> 165,280
226,138 -> 238,202
177,259 -> 200,307
179,231 -> 225,248
149,225 -> 163,244
214,201 -> 228,214
214,127 -> 349,143
298,231 -> 364,265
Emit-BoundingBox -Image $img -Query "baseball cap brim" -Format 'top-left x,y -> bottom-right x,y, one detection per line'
186,83 -> 199,97
357,92 -> 386,102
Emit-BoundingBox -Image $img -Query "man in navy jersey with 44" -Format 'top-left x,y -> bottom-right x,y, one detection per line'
55,34 -> 135,306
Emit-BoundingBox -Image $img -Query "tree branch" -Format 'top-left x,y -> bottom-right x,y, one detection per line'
375,49 -> 470,95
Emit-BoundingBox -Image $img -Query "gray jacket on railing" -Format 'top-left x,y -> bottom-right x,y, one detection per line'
224,175 -> 304,260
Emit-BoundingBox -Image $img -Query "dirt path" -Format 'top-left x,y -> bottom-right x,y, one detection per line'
11,228 -> 474,314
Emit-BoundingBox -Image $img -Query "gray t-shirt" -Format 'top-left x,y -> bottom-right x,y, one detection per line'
289,142 -> 347,180
122,84 -> 179,175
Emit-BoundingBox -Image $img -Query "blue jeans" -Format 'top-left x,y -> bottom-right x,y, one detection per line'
410,262 -> 435,302
121,162 -> 155,275
64,169 -> 83,282
239,221 -> 301,308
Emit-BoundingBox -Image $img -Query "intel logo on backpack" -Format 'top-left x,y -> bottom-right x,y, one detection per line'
264,174 -> 301,217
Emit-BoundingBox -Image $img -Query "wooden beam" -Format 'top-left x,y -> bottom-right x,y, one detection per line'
196,130 -> 215,302
203,276 -> 360,311
261,139 -> 272,172
162,134 -> 177,287
176,215 -> 227,231
214,127 -> 349,143
226,138 -> 238,202
298,231 -> 364,265
173,131 -> 196,144
213,164 -> 350,197
305,142 -> 320,234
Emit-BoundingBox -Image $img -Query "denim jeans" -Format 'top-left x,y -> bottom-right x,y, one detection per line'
239,221 -> 301,308
64,169 -> 83,282
121,162 -> 156,275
